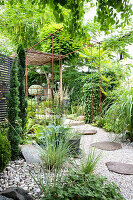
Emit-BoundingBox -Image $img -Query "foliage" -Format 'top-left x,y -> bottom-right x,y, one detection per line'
102,80 -> 133,141
0,134 -> 11,173
103,28 -> 133,59
31,168 -> 125,200
27,69 -> 46,87
95,0 -> 133,32
66,44 -> 131,123
0,121 -> 8,136
37,124 -> 80,169
69,70 -> 121,123
0,1 -> 48,48
0,35 -> 15,56
7,58 -> 22,160
81,148 -> 101,174
37,124 -> 71,147
1,0 -> 132,59
5,0 -> 133,35
40,138 -> 71,170
70,103 -> 85,117
17,44 -> 27,130
40,23 -> 84,60
23,120 -> 44,144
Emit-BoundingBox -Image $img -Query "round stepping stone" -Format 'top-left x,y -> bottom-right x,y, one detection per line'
91,141 -> 122,151
64,119 -> 85,126
106,162 -> 133,175
77,116 -> 84,121
81,130 -> 97,135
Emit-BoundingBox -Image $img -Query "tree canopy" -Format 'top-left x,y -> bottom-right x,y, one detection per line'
2,0 -> 132,35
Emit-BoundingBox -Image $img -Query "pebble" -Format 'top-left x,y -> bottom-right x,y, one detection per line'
0,123 -> 133,200
0,159 -> 42,199
72,123 -> 133,200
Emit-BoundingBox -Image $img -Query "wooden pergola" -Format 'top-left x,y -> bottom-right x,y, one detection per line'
11,27 -> 102,122
25,27 -> 64,105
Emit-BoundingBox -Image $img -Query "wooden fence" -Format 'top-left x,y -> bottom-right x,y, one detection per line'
0,54 -> 12,121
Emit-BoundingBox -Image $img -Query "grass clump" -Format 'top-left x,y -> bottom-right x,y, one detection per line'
37,124 -> 78,170
80,148 -> 101,174
103,82 -> 133,141
40,138 -> 70,170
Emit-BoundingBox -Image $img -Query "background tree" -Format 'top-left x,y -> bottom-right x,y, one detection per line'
7,58 -> 22,160
4,0 -> 133,35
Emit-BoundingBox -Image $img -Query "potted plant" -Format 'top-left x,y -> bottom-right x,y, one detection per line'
37,124 -> 81,156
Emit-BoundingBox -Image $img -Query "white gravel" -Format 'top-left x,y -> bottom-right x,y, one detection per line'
72,124 -> 133,200
0,123 -> 133,200
0,160 -> 43,199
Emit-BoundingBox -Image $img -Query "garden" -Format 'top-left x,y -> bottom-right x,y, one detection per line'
0,0 -> 133,200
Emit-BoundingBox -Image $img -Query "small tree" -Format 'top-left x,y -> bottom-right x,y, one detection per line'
7,58 -> 22,160
17,44 -> 27,131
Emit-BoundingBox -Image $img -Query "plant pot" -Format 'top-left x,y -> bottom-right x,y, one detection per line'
68,138 -> 81,155
63,99 -> 69,106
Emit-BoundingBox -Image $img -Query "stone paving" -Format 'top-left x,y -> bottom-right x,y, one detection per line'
91,141 -> 122,151
71,123 -> 133,200
106,162 -> 133,175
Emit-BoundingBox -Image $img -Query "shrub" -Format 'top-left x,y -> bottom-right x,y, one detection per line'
37,124 -> 80,170
37,124 -> 72,147
0,134 -> 11,172
31,169 -> 125,200
0,122 -> 8,136
37,124 -> 74,170
103,81 -> 133,141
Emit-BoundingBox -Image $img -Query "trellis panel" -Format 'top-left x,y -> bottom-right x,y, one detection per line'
0,54 -> 12,121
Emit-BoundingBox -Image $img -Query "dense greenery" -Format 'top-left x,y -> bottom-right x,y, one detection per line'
3,0 -> 133,35
101,80 -> 133,141
66,55 -> 129,122
0,0 -> 133,57
17,44 -> 27,131
38,124 -> 71,147
0,0 -> 133,156
31,169 -> 125,200
0,134 -> 11,172
7,58 -> 22,160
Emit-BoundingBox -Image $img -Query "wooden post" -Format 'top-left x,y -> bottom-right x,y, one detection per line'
52,36 -> 54,112
59,30 -> 63,102
26,51 -> 28,100
91,45 -> 93,122
98,43 -> 102,124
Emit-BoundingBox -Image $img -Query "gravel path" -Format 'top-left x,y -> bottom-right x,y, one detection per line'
72,124 -> 133,200
0,123 -> 133,200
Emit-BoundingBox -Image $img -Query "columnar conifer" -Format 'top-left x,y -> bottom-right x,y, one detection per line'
7,58 -> 21,160
17,44 -> 27,131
